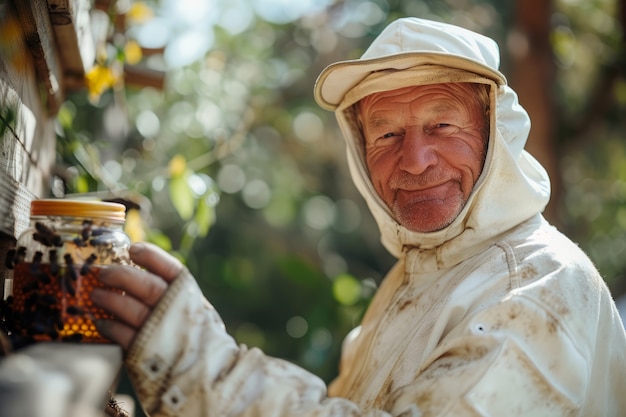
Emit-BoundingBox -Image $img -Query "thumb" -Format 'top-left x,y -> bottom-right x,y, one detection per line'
129,242 -> 183,283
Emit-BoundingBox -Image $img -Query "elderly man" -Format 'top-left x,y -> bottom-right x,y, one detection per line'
93,17 -> 626,416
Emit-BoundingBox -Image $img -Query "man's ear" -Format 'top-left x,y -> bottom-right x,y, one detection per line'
352,103 -> 368,156
353,102 -> 364,131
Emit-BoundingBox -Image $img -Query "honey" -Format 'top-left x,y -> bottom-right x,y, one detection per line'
10,262 -> 118,343
1,199 -> 130,348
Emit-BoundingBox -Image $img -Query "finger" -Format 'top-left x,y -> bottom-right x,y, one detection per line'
98,265 -> 167,308
129,242 -> 183,283
91,288 -> 151,329
94,318 -> 136,352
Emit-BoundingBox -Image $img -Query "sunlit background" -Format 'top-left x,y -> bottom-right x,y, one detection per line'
47,0 -> 625,410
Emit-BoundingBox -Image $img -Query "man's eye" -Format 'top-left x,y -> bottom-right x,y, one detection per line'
430,123 -> 460,135
381,132 -> 401,139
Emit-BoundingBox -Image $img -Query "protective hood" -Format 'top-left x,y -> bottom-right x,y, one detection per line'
314,17 -> 551,271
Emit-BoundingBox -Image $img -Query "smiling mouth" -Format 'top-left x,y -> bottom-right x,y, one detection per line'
396,181 -> 460,203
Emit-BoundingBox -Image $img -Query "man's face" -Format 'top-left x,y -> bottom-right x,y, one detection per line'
359,83 -> 488,233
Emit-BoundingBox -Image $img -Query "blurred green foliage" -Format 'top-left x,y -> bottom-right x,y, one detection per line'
54,0 -> 624,396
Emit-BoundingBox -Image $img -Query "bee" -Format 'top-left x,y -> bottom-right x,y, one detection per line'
4,249 -> 16,269
66,305 -> 86,316
80,253 -> 98,275
61,276 -> 76,297
32,250 -> 43,266
89,236 -> 112,248
29,250 -> 42,272
63,254 -> 77,281
73,237 -> 88,247
49,250 -> 59,277
27,250 -> 49,284
33,222 -> 63,247
61,256 -> 76,297
13,247 -> 26,265
81,220 -> 93,241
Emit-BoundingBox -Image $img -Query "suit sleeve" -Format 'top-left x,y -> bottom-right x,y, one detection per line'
124,268 -> 391,417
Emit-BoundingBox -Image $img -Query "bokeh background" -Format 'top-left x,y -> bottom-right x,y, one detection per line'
47,0 -> 624,411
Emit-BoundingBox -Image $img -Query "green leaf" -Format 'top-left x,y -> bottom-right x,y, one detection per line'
75,175 -> 90,193
332,274 -> 361,306
57,104 -> 74,130
278,256 -> 325,289
146,230 -> 172,251
194,196 -> 215,237
169,173 -> 195,220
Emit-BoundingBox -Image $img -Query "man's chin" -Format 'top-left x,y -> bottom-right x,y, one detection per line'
393,205 -> 460,233
400,218 -> 453,233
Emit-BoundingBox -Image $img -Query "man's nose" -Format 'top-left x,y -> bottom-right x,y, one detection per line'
398,132 -> 437,174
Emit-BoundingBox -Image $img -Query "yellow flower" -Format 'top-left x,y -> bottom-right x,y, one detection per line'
127,2 -> 154,24
168,154 -> 187,177
85,64 -> 117,102
124,208 -> 146,243
124,40 -> 143,65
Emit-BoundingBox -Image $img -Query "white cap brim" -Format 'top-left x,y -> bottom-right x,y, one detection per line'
314,51 -> 506,111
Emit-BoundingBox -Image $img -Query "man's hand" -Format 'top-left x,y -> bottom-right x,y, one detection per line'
91,242 -> 183,351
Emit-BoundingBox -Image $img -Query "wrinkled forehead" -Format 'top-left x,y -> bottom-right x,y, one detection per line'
357,82 -> 489,119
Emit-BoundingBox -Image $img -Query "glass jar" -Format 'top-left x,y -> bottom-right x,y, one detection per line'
2,199 -> 130,345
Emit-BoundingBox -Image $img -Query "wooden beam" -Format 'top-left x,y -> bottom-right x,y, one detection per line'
0,170 -> 35,245
124,64 -> 166,90
509,0 -> 560,224
47,0 -> 97,92
12,0 -> 64,115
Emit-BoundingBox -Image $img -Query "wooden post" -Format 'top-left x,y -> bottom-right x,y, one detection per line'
508,0 -> 561,225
